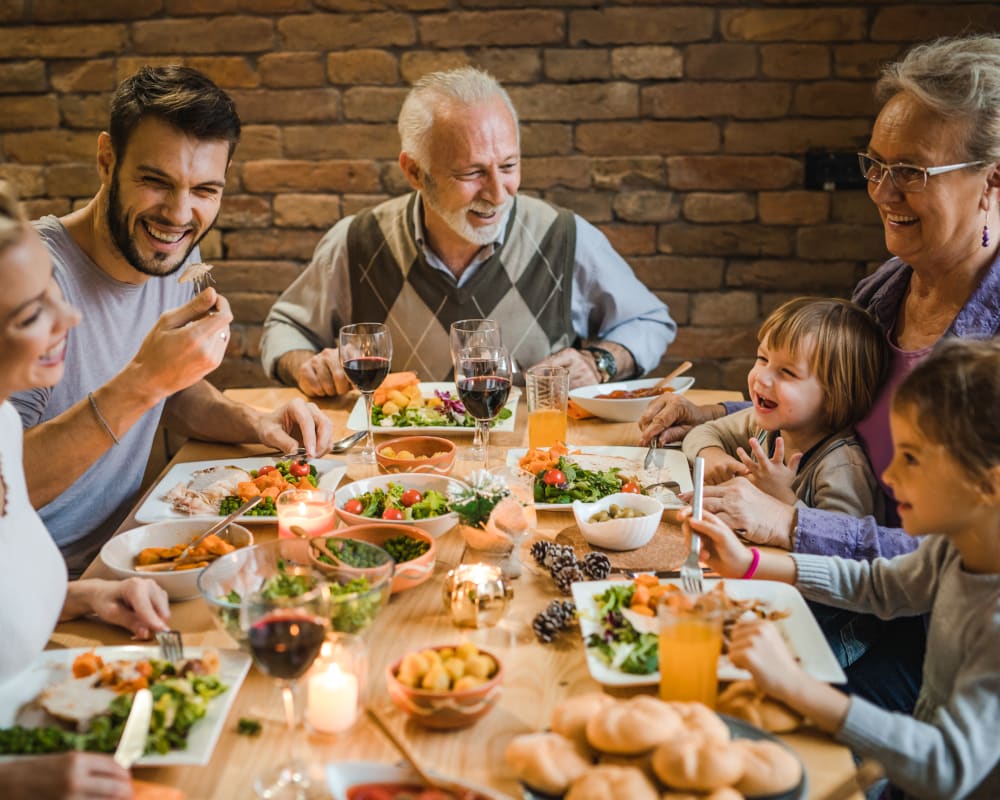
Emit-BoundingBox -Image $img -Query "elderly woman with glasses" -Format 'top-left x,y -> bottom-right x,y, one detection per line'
638,34 -> 1000,714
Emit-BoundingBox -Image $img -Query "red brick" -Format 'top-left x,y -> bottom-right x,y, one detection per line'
0,0 -> 24,22
796,224 -> 887,261
834,44 -> 905,79
284,124 -> 400,160
0,95 -> 59,130
420,11 -> 564,47
236,125 -> 282,161
719,360 -> 753,393
613,191 -> 680,223
760,44 -> 830,79
509,83 -> 637,121
0,164 -> 45,197
684,44 -> 756,80
683,193 -> 756,223
462,0 -> 587,6
31,0 -> 162,21
570,8 -> 713,45
670,326 -> 759,360
871,5 -> 1000,42
327,50 -> 398,85
644,82 -> 791,119
274,194 -> 342,228
544,50 -> 610,82
577,122 -> 720,156
258,52 -> 324,88
667,156 -> 801,191
0,60 -> 47,92
242,159 -> 381,193
659,223 -> 793,257
133,17 -> 273,54
59,94 -> 110,129
727,259 -> 860,293
237,0 -> 313,11
721,9 -> 866,42
591,157 -> 666,190
342,194 -> 391,216
610,46 -> 683,80
656,291 -> 690,325
228,89 -> 340,124
21,197 -> 70,218
45,164 -> 100,197
166,0 -> 238,12
544,189 -> 611,222
631,255 -> 725,291
200,230 -> 223,260
692,290 -> 759,326
758,191 -> 830,225
279,13 -> 415,49
794,81 -> 876,118
598,223 -> 657,256
224,228 -> 322,260
186,56 -> 260,89
219,194 -> 271,228
521,123 -> 573,157
400,51 -> 471,84
316,0 -> 444,9
0,24 -> 126,58
520,156 -> 591,190
474,49 -> 542,83
212,259 -> 302,293
831,191 -> 879,224
50,59 -> 115,92
343,88 -> 408,122
725,120 -> 871,155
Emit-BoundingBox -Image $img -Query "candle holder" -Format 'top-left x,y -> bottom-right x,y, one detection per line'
443,563 -> 512,629
276,488 -> 337,539
305,632 -> 366,736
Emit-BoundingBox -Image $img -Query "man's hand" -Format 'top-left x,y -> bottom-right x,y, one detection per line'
252,397 -> 335,457
682,476 -> 797,549
532,347 -> 601,388
638,395 -> 726,445
700,446 -> 750,485
737,436 -> 801,504
288,348 -> 352,397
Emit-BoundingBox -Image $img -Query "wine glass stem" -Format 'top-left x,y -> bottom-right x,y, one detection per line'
282,681 -> 297,735
478,420 -> 491,468
362,391 -> 376,458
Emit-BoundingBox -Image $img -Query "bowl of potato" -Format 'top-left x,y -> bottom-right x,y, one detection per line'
385,643 -> 503,730
375,436 -> 456,476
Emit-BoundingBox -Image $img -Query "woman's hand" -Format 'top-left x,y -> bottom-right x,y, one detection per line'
678,507 -> 755,577
737,436 -> 801,504
65,578 -> 170,640
0,752 -> 132,800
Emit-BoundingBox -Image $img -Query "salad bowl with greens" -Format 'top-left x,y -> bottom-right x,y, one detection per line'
335,474 -> 467,538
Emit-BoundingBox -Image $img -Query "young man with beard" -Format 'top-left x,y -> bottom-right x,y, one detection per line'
261,66 -> 676,396
11,66 -> 333,577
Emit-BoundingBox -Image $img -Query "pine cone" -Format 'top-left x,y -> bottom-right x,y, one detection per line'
557,600 -> 577,626
529,540 -> 553,566
532,610 -> 561,643
553,565 -> 586,595
548,551 -> 580,578
541,544 -> 574,570
581,552 -> 612,581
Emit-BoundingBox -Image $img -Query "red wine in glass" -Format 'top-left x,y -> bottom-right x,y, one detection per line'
454,344 -> 511,469
457,376 -> 511,419
339,322 -> 393,464
342,356 -> 390,393
249,610 -> 327,681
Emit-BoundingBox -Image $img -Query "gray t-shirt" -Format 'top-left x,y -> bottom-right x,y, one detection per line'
10,216 -> 196,577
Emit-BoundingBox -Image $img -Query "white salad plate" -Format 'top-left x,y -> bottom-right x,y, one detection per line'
0,646 -> 251,766
571,578 -> 846,687
135,456 -> 347,524
346,381 -> 520,435
569,376 -> 695,422
507,445 -> 692,511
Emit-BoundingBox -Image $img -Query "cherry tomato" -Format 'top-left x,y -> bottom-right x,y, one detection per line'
343,498 -> 364,515
289,460 -> 311,477
620,481 -> 641,494
382,507 -> 404,520
400,489 -> 423,507
257,465 -> 276,476
542,468 -> 566,486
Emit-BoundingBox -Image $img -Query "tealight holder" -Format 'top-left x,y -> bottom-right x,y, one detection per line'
305,633 -> 367,736
276,488 -> 337,539
443,563 -> 513,629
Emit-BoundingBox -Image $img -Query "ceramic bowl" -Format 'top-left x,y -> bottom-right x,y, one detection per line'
375,436 -> 456,475
385,644 -> 503,730
100,519 -> 253,601
324,524 -> 436,594
571,492 -> 663,550
335,473 -> 465,538
568,376 -> 695,422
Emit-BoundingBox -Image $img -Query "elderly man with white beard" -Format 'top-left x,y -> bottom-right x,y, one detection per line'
261,66 -> 676,395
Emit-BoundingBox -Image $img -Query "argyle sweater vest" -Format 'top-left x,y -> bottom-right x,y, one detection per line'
346,193 -> 576,379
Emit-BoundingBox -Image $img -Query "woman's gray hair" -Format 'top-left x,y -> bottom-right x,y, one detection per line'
398,66 -> 519,171
876,34 -> 1000,163
0,181 -> 27,255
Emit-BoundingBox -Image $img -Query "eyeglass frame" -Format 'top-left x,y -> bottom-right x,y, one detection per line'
857,152 -> 986,192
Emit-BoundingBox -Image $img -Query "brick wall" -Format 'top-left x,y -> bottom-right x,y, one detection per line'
2,2 -> 998,392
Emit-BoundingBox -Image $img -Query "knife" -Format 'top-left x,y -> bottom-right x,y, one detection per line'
114,688 -> 152,769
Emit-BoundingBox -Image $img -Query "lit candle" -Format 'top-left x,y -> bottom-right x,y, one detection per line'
276,489 -> 336,539
306,661 -> 359,733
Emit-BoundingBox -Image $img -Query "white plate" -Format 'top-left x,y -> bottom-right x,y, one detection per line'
346,381 -> 519,435
326,760 -> 505,800
507,445 -> 692,511
135,457 -> 347,524
571,578 -> 846,687
569,376 -> 695,422
0,646 -> 251,766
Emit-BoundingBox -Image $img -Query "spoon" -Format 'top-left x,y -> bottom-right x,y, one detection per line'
651,360 -> 693,393
330,429 -> 367,454
289,524 -> 344,565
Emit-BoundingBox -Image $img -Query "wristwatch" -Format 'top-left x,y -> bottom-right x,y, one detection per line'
584,346 -> 618,383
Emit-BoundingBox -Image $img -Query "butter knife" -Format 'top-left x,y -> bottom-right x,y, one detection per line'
114,688 -> 152,769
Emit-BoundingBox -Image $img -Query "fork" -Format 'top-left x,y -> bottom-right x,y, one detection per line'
155,629 -> 184,662
681,456 -> 705,595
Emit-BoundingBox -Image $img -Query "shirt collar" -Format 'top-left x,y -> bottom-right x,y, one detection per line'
411,193 -> 509,268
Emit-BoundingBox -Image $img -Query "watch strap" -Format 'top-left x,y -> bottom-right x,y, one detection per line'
584,346 -> 618,383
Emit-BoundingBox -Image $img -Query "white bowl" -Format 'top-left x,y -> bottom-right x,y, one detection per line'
571,493 -> 663,550
569,376 -> 695,422
334,473 -> 466,538
100,520 -> 253,601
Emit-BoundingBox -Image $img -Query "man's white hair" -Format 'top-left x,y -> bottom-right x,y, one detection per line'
398,66 -> 520,171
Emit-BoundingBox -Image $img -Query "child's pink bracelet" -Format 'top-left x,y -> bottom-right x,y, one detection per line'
741,547 -> 761,579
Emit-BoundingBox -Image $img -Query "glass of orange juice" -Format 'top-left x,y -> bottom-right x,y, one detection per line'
526,365 -> 569,449
657,592 -> 724,707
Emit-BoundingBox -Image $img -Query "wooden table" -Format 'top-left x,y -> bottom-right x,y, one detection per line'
67,388 -> 858,799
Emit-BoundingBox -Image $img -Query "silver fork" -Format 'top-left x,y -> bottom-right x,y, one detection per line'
681,456 -> 705,595
155,629 -> 184,662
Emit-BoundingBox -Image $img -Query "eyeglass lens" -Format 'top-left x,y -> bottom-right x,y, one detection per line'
858,155 -> 927,191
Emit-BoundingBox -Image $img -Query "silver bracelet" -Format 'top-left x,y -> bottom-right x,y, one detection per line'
87,392 -> 120,445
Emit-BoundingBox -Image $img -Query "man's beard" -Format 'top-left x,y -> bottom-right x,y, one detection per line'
422,175 -> 512,247
106,169 -> 212,278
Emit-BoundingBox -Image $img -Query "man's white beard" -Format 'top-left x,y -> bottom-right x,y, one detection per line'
423,187 -> 513,247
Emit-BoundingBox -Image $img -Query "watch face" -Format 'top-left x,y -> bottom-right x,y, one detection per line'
588,347 -> 617,382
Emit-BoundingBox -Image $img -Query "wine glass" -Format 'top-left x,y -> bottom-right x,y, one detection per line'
454,344 -> 512,470
339,322 -> 392,465
244,568 -> 330,800
450,319 -> 502,462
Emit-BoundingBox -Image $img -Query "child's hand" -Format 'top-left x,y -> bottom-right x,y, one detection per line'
679,508 -> 755,577
728,618 -> 804,702
736,436 -> 801,504
700,446 -> 750,485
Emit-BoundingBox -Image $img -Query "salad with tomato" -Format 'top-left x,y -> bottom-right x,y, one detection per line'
533,457 -> 640,505
341,482 -> 450,521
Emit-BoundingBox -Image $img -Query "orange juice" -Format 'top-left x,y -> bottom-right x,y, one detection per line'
658,617 -> 723,707
528,408 -> 567,449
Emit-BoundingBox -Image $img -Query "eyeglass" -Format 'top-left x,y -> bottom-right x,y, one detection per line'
857,153 -> 985,192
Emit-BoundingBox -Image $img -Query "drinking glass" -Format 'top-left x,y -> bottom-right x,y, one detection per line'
454,345 -> 512,470
243,568 -> 330,799
339,322 -> 392,465
449,319 -> 502,461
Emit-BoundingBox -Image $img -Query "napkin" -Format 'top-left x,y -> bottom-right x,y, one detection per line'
567,399 -> 594,420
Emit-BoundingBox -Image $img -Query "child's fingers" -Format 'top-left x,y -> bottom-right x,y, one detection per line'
736,446 -> 756,470
748,436 -> 776,466
787,451 -> 804,472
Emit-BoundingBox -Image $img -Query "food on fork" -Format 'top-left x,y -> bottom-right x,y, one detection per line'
177,261 -> 213,287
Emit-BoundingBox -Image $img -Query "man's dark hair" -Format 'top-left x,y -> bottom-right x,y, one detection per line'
109,65 -> 241,161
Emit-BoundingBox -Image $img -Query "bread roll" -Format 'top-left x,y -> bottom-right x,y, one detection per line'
668,701 -> 731,744
552,692 -> 616,752
661,789 -> 744,800
565,764 -> 659,800
651,737 -> 746,791
585,695 -> 684,755
504,732 -> 591,796
717,680 -> 802,734
732,739 -> 802,796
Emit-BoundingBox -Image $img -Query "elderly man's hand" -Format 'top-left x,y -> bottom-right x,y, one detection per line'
532,347 -> 601,388
637,394 -> 725,445
294,348 -> 352,397
253,397 -> 335,457
680,476 -> 796,550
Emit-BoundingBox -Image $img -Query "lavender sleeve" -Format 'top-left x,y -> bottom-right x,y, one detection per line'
794,506 -> 918,561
